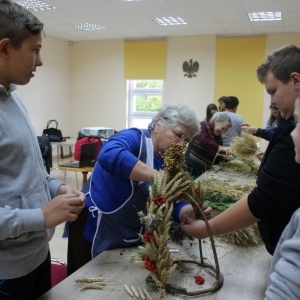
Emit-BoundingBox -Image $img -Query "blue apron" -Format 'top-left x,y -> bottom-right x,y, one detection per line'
87,129 -> 153,258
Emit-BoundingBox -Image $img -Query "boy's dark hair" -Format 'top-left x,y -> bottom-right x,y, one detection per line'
257,44 -> 300,84
0,0 -> 43,49
224,96 -> 239,109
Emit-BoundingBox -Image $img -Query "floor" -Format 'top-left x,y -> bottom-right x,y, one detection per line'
49,154 -> 86,265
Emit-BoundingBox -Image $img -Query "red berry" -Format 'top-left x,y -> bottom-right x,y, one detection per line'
120,251 -> 123,255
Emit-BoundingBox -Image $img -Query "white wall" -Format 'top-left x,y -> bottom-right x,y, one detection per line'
16,35 -> 71,137
70,39 -> 126,138
164,36 -> 216,121
16,32 -> 300,145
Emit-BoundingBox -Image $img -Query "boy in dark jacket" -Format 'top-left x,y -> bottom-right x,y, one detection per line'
181,44 -> 300,257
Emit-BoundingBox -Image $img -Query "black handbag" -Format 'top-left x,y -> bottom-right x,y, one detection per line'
42,120 -> 66,142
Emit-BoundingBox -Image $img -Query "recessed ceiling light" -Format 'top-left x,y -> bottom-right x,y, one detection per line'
152,16 -> 187,26
72,23 -> 106,31
16,0 -> 56,11
248,12 -> 281,21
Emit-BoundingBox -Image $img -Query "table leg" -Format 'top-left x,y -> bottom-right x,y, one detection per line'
82,172 -> 88,188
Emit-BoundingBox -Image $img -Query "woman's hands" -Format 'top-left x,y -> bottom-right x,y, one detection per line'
218,146 -> 234,161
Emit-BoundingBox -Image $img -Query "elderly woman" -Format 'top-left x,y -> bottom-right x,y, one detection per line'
67,102 -> 202,275
185,114 -> 232,178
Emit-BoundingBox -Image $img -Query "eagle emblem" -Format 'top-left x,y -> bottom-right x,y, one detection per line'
182,59 -> 199,78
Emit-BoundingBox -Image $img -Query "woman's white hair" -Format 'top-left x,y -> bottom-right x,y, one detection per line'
211,113 -> 232,128
148,102 -> 200,136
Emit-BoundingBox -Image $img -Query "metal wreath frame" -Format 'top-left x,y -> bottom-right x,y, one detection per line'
146,192 -> 224,296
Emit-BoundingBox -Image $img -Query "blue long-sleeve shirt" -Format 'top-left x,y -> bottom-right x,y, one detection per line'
84,128 -> 188,243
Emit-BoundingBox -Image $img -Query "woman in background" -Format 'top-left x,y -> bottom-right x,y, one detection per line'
266,104 -> 279,129
204,103 -> 218,122
185,114 -> 233,178
67,102 -> 204,275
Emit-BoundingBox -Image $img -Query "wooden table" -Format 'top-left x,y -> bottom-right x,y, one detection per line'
40,163 -> 272,299
58,165 -> 93,188
39,239 -> 271,300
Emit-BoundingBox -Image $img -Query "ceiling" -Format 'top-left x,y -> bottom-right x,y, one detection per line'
14,0 -> 300,41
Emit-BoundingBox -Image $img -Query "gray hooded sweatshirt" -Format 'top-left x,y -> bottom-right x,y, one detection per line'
0,85 -> 62,279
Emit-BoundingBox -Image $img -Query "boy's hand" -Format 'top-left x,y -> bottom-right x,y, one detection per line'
42,193 -> 85,229
180,216 -> 208,239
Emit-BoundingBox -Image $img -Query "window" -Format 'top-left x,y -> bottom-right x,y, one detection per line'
128,80 -> 163,129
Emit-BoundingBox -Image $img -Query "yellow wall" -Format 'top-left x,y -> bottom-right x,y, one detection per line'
215,37 -> 266,127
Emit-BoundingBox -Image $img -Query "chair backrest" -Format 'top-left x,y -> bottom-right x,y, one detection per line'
37,136 -> 52,174
51,258 -> 67,287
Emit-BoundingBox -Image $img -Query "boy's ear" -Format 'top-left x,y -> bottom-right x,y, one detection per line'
291,72 -> 300,88
0,38 -> 11,59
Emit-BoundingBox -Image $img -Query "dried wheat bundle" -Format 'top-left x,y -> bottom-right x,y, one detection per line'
220,224 -> 262,247
219,160 -> 259,175
138,142 -> 195,299
231,133 -> 258,158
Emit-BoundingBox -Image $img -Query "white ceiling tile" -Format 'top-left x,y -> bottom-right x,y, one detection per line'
59,5 -> 102,16
282,1 -> 300,11
284,19 -> 300,26
254,27 -> 283,33
97,20 -> 131,29
138,26 -> 170,33
240,0 -> 282,3
251,20 -> 283,27
44,0 -> 84,7
192,22 -> 223,29
201,0 -> 241,4
109,12 -> 145,21
122,32 -> 152,38
55,16 -> 91,25
112,27 -> 144,34
15,0 -> 300,41
224,27 -> 256,34
214,13 -> 249,22
124,19 -> 158,27
220,21 -> 253,29
172,6 -> 210,16
176,15 -> 216,23
282,11 -> 300,19
207,4 -> 246,14
82,13 -> 120,23
32,9 -> 74,18
284,26 -> 300,32
199,28 -> 227,34
161,0 -> 203,8
137,8 -> 177,17
90,3 -> 136,13
243,3 -> 282,12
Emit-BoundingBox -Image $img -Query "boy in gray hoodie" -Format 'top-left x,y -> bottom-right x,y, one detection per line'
0,1 -> 85,298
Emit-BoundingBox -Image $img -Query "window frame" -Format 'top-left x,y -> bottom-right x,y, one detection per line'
128,80 -> 164,128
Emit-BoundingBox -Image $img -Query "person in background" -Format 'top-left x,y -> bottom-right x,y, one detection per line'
265,90 -> 300,299
241,104 -> 280,141
204,103 -> 218,122
0,1 -> 85,299
185,114 -> 233,178
180,44 -> 300,258
266,104 -> 279,129
217,96 -> 227,112
67,103 -> 212,275
213,96 -> 244,146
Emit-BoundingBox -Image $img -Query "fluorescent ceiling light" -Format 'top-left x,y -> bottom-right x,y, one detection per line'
248,12 -> 281,21
152,16 -> 187,26
16,0 -> 56,11
72,23 -> 105,31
